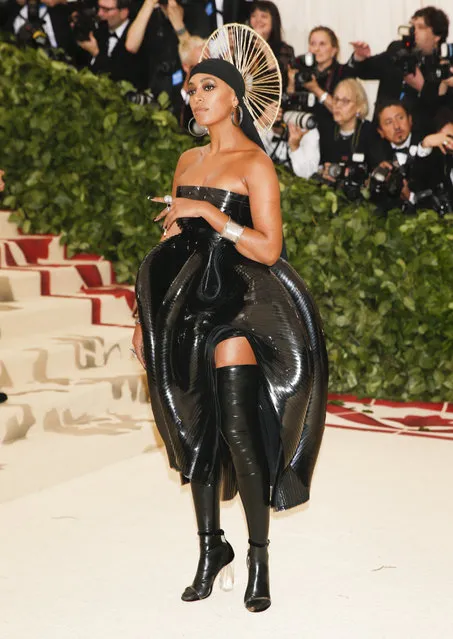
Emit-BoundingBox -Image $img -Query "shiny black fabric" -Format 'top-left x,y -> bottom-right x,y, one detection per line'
136,185 -> 328,511
217,365 -> 269,545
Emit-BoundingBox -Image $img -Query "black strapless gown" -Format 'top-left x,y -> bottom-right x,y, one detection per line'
136,186 -> 328,511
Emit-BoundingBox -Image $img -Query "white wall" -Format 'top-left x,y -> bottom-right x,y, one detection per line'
273,0 -> 452,116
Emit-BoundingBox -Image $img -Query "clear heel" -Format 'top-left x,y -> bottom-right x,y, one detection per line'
219,561 -> 234,591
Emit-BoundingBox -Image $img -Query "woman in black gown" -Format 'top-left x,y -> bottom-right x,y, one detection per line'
133,55 -> 328,613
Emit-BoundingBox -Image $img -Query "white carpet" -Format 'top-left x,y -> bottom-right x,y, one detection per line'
1,426 -> 452,639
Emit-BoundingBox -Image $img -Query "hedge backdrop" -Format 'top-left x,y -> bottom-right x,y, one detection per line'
1,43 -> 452,402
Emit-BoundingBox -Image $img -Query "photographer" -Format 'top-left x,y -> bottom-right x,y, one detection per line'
8,0 -> 77,59
409,108 -> 453,215
288,26 -> 356,129
183,0 -> 253,37
313,79 -> 376,199
318,79 -> 376,166
248,1 -> 294,91
350,6 -> 450,133
125,0 -> 193,113
368,100 -> 429,212
75,0 -> 147,88
261,108 -> 320,179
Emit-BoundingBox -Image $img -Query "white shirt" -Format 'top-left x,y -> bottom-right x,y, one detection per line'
261,128 -> 321,180
107,20 -> 129,57
91,19 -> 129,66
13,5 -> 58,49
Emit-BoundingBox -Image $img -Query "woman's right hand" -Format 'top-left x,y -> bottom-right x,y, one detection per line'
132,324 -> 146,369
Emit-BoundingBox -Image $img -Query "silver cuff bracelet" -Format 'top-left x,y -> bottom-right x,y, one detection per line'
220,216 -> 245,244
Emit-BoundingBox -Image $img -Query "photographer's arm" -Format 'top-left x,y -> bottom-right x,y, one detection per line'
125,0 -> 158,54
166,0 -> 190,43
288,127 -> 321,179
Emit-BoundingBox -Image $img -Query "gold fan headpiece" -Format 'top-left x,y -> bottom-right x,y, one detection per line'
199,23 -> 282,134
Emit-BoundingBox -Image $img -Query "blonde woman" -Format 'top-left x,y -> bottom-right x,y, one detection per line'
318,78 -> 377,167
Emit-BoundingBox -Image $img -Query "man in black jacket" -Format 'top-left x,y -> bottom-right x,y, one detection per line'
8,0 -> 78,60
185,0 -> 252,37
368,100 -> 428,212
410,109 -> 453,214
77,0 -> 147,89
350,6 -> 450,134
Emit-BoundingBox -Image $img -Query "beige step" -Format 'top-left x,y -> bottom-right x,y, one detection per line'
3,375 -> 152,444
74,291 -> 135,326
0,296 -> 92,339
0,269 -> 42,301
0,324 -> 137,389
0,211 -> 20,238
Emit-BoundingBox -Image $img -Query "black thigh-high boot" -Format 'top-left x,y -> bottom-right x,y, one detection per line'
181,475 -> 235,602
216,365 -> 271,613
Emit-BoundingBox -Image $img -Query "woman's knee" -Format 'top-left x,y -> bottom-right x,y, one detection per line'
214,337 -> 257,368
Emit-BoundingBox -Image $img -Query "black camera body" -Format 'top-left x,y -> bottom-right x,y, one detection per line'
314,154 -> 368,201
414,184 -> 453,217
370,163 -> 406,202
390,25 -> 419,76
68,0 -> 98,42
16,0 -> 50,49
335,153 -> 368,201
292,53 -> 319,92
425,42 -> 453,82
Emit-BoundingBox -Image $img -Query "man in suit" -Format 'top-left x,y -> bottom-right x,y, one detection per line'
410,108 -> 453,214
350,6 -> 450,134
77,0 -> 147,89
185,0 -> 252,37
8,0 -> 78,60
369,100 -> 433,212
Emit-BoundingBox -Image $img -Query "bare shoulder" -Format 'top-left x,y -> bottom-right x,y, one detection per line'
243,147 -> 278,186
177,145 -> 205,169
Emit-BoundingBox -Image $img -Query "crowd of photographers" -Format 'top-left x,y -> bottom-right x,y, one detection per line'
1,0 -> 453,215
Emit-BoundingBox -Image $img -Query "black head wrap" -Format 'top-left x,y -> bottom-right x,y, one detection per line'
189,59 -> 265,151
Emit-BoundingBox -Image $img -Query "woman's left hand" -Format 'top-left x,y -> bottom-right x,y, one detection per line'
152,196 -> 206,232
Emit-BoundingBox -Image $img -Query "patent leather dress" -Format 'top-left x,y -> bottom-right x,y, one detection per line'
136,186 -> 328,511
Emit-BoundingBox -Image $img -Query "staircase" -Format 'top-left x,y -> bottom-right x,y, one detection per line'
0,211 -> 157,501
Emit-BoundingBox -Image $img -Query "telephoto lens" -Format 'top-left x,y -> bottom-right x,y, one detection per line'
282,110 -> 317,130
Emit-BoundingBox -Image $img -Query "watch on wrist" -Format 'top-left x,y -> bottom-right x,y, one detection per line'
175,26 -> 187,36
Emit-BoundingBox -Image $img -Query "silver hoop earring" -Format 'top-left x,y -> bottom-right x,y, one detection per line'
231,105 -> 243,127
188,117 -> 208,137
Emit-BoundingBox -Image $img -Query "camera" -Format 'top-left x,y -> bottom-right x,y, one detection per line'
126,91 -> 155,106
282,110 -> 317,130
425,42 -> 453,82
68,0 -> 98,42
280,92 -> 317,130
390,25 -> 419,76
291,53 -> 319,92
414,184 -> 453,217
16,0 -> 50,49
336,153 -> 368,201
314,154 -> 368,201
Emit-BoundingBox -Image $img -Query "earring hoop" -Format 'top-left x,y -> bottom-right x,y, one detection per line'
231,105 -> 243,127
188,117 -> 208,137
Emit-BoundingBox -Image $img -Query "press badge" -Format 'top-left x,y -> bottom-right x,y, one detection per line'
172,69 -> 184,86
205,2 -> 214,16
